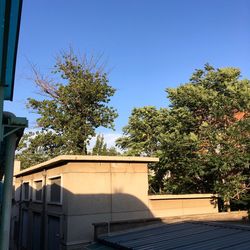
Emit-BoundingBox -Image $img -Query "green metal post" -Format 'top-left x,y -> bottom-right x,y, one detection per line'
0,86 -> 4,143
0,132 -> 17,250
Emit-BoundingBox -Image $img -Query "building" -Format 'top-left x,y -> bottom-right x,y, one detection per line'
12,155 -> 158,250
12,155 -> 218,250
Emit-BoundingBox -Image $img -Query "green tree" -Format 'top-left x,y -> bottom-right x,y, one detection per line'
92,134 -> 108,155
116,106 -> 168,193
92,134 -> 120,156
17,51 -> 118,168
117,64 -> 250,201
116,106 -> 167,156
165,65 -> 250,199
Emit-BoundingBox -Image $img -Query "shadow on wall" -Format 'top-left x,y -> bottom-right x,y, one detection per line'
11,183 -> 156,250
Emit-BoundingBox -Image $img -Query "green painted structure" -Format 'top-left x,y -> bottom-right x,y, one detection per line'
0,0 -> 23,101
0,0 -> 27,249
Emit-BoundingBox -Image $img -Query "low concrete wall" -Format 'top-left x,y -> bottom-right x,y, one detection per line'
161,211 -> 248,223
93,217 -> 162,241
149,194 -> 218,217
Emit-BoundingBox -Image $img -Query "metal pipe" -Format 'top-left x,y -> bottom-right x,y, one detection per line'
0,132 -> 17,250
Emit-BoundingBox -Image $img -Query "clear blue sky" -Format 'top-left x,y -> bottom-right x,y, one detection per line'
4,0 -> 250,136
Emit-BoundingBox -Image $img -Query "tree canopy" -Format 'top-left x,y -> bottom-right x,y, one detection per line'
17,51 -> 118,168
116,106 -> 167,156
116,64 -> 250,200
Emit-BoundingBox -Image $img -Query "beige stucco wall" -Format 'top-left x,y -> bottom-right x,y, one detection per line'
148,194 -> 218,218
62,162 -> 152,243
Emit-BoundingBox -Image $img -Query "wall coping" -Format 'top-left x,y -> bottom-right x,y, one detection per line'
15,155 -> 159,177
149,194 -> 217,200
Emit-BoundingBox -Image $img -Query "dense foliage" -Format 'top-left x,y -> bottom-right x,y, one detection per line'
17,52 -> 118,168
117,64 -> 250,200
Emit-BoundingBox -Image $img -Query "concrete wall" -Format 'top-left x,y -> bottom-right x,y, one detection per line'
62,162 -> 152,245
12,166 -> 67,250
149,194 -> 218,218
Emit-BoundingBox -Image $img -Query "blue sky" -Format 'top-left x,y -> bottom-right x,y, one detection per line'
4,0 -> 250,143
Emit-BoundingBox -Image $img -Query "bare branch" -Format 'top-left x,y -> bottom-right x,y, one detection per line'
28,49 -> 111,101
57,48 -> 108,75
232,183 -> 250,200
30,63 -> 59,99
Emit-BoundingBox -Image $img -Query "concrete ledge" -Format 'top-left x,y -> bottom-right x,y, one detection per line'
15,155 -> 159,177
93,218 -> 162,240
161,211 -> 248,223
149,193 -> 217,199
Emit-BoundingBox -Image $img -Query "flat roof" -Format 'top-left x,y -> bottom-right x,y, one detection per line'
15,155 -> 159,177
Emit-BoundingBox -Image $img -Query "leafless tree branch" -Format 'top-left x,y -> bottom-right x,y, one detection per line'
27,48 -> 111,100
30,63 -> 59,99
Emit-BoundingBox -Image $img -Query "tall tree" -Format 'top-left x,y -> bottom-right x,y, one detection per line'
17,51 -> 118,168
117,65 -> 250,201
165,65 -> 250,198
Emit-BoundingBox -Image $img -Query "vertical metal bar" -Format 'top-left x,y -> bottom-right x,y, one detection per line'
0,86 -> 4,143
42,170 -> 47,250
0,132 -> 17,250
17,177 -> 23,250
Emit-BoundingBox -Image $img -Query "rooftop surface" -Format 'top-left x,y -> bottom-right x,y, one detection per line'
15,155 -> 159,177
97,221 -> 250,250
